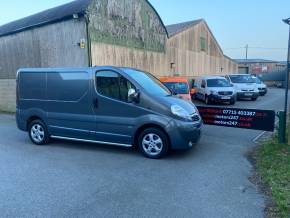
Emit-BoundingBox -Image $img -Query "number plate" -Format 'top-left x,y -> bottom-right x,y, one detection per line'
244,93 -> 253,96
221,96 -> 231,100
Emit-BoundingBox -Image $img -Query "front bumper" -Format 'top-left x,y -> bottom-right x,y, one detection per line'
208,94 -> 235,103
237,92 -> 259,99
258,88 -> 267,95
166,118 -> 202,150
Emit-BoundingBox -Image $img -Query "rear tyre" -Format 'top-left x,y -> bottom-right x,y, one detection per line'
138,128 -> 169,159
28,119 -> 50,145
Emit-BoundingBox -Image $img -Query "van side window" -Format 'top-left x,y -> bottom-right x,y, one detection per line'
96,71 -> 135,102
201,80 -> 206,88
19,72 -> 46,100
47,72 -> 89,102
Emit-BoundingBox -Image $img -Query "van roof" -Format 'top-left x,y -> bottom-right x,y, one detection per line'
17,66 -> 142,73
198,76 -> 227,80
159,76 -> 188,83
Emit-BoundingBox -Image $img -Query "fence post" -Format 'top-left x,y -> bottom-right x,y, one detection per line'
278,111 -> 286,143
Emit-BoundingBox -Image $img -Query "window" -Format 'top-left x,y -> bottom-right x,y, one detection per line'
200,37 -> 207,52
163,82 -> 189,94
122,68 -> 171,96
229,75 -> 255,83
207,79 -> 231,87
96,71 -> 135,102
19,72 -> 45,100
47,72 -> 89,101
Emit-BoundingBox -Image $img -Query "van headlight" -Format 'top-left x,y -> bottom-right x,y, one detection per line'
171,105 -> 192,120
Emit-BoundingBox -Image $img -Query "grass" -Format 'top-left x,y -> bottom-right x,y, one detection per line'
256,138 -> 290,218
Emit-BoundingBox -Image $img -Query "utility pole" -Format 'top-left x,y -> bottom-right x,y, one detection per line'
281,18 -> 290,144
245,44 -> 248,60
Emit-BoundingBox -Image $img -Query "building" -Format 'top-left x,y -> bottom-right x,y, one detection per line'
235,59 -> 286,74
0,0 -> 237,112
166,20 -> 237,78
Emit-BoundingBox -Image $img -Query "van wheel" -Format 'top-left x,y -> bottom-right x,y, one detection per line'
138,128 -> 169,159
28,120 -> 49,145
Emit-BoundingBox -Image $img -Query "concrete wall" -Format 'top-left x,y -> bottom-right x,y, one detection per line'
0,79 -> 16,112
0,19 -> 88,112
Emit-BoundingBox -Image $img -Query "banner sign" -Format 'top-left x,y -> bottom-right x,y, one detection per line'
197,106 -> 276,132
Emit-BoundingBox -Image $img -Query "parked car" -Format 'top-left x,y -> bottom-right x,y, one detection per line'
16,67 -> 202,159
225,74 -> 259,101
252,76 -> 268,96
159,76 -> 192,101
194,76 -> 236,105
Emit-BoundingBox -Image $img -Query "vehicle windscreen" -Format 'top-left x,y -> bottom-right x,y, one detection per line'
123,69 -> 171,96
163,82 -> 189,94
207,79 -> 231,87
229,75 -> 255,83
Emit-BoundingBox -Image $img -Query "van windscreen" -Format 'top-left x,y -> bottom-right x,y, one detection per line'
163,82 -> 189,94
123,69 -> 171,96
207,79 -> 231,87
229,75 -> 255,83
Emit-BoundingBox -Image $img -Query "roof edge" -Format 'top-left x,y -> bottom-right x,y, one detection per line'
167,19 -> 203,38
145,0 -> 169,38
0,13 -> 85,38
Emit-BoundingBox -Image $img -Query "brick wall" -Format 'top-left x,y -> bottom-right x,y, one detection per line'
0,79 -> 16,112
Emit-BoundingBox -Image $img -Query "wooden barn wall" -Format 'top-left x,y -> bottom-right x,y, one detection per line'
0,18 -> 88,80
0,19 -> 88,112
91,22 -> 238,78
91,42 -> 169,77
166,22 -> 237,77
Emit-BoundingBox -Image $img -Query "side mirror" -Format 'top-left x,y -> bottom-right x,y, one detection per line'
128,88 -> 139,103
190,88 -> 196,95
230,84 -> 234,87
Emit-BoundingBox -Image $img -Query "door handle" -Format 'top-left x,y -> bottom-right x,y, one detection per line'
94,98 -> 98,108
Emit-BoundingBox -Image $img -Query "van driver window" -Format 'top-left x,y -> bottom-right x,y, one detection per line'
96,71 -> 135,102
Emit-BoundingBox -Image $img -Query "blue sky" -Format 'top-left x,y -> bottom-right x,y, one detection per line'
0,0 -> 289,61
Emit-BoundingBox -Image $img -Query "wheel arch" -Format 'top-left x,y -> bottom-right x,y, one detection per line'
133,123 -> 171,148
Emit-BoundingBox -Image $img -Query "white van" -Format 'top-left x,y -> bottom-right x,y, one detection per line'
194,76 -> 236,105
225,74 -> 259,101
252,76 -> 268,96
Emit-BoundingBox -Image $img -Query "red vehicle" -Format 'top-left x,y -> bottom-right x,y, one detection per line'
159,76 -> 192,101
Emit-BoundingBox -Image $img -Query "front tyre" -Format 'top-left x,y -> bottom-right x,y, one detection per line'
28,120 -> 50,145
138,128 -> 169,159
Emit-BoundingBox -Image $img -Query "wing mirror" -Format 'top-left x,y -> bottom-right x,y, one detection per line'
128,88 -> 140,103
190,88 -> 196,95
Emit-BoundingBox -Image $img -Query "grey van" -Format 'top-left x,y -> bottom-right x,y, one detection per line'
16,67 -> 202,159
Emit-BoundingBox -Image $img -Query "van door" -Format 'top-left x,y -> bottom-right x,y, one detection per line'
46,71 -> 95,140
93,70 -> 147,145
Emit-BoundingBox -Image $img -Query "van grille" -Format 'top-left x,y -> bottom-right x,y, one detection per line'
242,89 -> 254,92
218,91 -> 233,95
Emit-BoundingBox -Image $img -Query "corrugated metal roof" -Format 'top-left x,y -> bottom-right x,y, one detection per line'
0,0 -> 91,37
166,19 -> 203,37
234,59 -> 279,64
